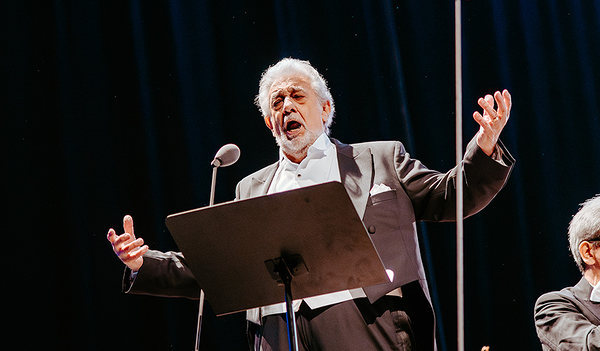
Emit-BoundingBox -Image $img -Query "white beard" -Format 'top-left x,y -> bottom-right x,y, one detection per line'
273,127 -> 321,163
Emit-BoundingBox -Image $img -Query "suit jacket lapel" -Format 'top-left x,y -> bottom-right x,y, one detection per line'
334,139 -> 372,220
573,277 -> 600,323
248,162 -> 279,197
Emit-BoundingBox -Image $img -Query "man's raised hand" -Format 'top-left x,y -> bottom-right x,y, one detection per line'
107,215 -> 149,271
473,89 -> 512,156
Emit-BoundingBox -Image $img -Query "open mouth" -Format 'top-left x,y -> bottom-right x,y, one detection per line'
285,120 -> 302,133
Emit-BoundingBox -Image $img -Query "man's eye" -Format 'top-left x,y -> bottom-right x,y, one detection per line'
272,100 -> 282,108
293,94 -> 304,99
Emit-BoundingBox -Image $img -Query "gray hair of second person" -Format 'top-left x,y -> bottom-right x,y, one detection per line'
568,194 -> 600,272
255,58 -> 336,135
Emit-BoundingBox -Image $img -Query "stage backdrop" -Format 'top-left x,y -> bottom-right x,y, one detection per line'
3,0 -> 600,350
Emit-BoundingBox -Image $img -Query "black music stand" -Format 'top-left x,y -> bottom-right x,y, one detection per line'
165,181 -> 389,351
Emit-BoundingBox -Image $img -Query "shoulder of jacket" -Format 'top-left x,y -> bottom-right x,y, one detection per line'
348,140 -> 400,148
335,139 -> 402,153
238,161 -> 278,185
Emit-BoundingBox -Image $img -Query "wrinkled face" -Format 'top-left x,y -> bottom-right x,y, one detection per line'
264,75 -> 331,163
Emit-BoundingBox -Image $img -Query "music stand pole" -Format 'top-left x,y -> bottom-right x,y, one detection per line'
284,280 -> 299,351
270,257 -> 300,351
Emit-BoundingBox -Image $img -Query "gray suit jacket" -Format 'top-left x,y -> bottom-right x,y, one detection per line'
127,137 -> 513,305
235,137 -> 514,303
534,277 -> 600,350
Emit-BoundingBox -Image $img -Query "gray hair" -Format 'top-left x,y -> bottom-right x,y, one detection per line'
255,58 -> 336,135
568,194 -> 600,272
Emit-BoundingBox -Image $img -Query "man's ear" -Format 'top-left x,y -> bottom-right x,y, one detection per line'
321,100 -> 331,123
579,241 -> 597,266
264,115 -> 273,130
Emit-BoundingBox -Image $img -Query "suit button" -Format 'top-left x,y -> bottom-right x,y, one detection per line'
368,225 -> 376,234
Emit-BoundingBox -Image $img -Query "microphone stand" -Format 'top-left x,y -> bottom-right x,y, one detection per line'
195,290 -> 206,351
210,166 -> 218,207
195,165 -> 218,351
194,144 -> 240,351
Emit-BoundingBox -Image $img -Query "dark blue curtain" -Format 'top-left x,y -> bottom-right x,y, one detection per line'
4,0 -> 600,350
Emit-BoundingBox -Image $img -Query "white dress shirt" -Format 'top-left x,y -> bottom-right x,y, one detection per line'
246,133 -> 367,324
591,280 -> 600,302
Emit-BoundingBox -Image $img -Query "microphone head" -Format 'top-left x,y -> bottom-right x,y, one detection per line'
211,143 -> 240,167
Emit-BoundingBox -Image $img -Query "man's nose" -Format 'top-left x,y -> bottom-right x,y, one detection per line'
283,97 -> 296,114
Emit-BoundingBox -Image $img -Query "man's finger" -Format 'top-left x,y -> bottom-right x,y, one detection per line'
483,95 -> 494,113
125,237 -> 144,251
117,236 -> 142,255
485,94 -> 494,105
473,111 -> 491,130
503,90 -> 512,112
129,245 -> 149,259
107,228 -> 116,243
112,233 -> 132,247
123,215 -> 135,238
478,97 -> 493,116
494,91 -> 506,115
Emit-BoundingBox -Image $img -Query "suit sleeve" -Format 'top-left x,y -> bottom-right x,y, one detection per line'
123,250 -> 201,299
534,291 -> 600,350
396,136 -> 515,221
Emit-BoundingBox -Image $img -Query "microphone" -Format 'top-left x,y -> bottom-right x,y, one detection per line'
211,143 -> 240,168
209,143 -> 240,207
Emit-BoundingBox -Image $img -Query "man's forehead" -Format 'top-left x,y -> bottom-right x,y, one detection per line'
269,76 -> 312,96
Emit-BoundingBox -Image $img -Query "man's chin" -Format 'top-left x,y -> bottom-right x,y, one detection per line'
277,138 -> 309,158
274,130 -> 319,161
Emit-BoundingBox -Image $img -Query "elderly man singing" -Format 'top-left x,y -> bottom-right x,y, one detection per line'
108,58 -> 514,350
